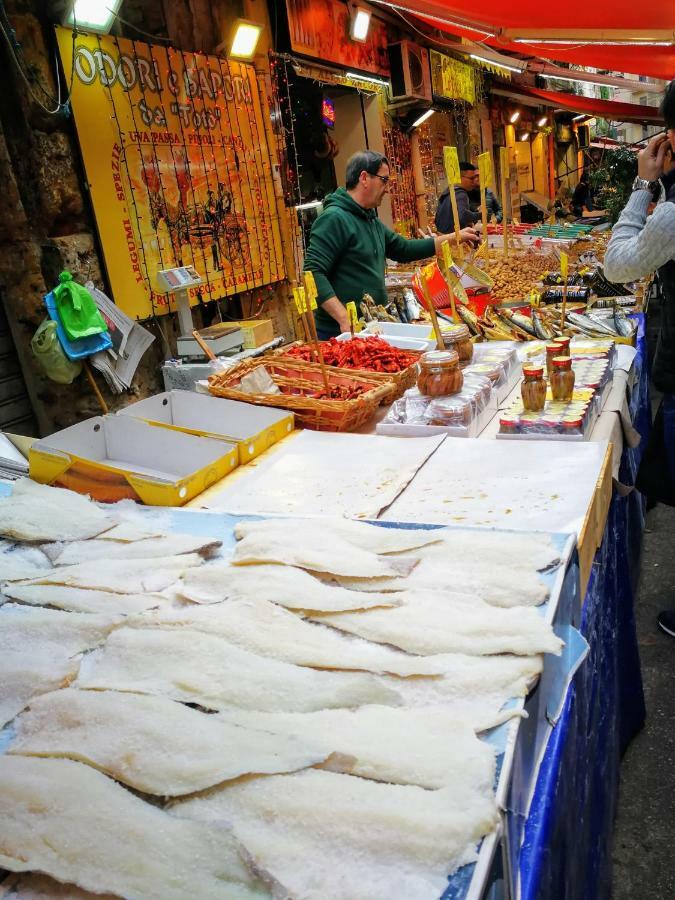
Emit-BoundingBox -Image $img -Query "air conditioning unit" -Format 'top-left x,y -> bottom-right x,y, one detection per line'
556,123 -> 573,143
388,41 -> 432,104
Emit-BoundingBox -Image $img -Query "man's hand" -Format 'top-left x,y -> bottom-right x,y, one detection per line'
434,228 -> 480,253
320,296 -> 350,334
638,134 -> 670,181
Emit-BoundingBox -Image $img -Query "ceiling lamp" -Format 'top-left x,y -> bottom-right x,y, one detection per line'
63,0 -> 122,32
537,115 -> 548,127
509,110 -> 521,124
412,109 -> 435,128
229,19 -> 263,59
520,132 -> 530,141
350,5 -> 371,42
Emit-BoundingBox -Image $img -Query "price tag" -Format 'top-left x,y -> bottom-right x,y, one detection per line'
303,270 -> 318,303
345,301 -> 360,332
292,286 -> 317,314
529,289 -> 541,308
477,151 -> 493,188
441,241 -> 453,269
443,146 -> 461,185
560,252 -> 569,280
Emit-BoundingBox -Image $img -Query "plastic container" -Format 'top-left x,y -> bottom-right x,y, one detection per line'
550,356 -> 575,401
417,350 -> 463,397
425,394 -> 474,426
440,323 -> 474,363
464,361 -> 504,386
521,365 -> 547,412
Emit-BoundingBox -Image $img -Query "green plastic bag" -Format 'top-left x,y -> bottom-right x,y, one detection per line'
53,271 -> 107,340
31,319 -> 83,384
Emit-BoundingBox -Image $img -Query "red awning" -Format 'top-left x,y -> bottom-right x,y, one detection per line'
501,83 -> 663,123
402,1 -> 675,80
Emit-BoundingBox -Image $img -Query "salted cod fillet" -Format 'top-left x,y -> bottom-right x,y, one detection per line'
217,705 -> 495,791
172,768 -> 498,900
127,598 -> 449,677
10,688 -> 335,796
0,605 -> 122,726
0,873 -> 119,899
0,541 -> 52,581
75,626 -> 401,712
16,554 -> 204,594
48,533 -> 222,566
0,479 -> 114,542
0,755 -> 267,899
232,522 -> 417,578
311,591 -> 563,656
179,561 -> 404,611
233,518 -> 443,555
2,583 -> 173,616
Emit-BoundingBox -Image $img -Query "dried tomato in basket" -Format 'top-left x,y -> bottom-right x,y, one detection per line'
286,337 -> 418,373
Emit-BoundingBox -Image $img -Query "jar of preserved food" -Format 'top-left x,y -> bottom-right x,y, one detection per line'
545,342 -> 563,377
555,336 -> 571,357
550,356 -> 575,401
425,394 -> 473,426
417,349 -> 463,396
520,365 -> 547,411
441,323 -> 474,364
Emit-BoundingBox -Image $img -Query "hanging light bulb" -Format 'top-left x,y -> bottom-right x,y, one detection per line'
509,110 -> 521,124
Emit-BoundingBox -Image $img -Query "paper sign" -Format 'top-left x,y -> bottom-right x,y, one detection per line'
441,241 -> 453,269
303,270 -> 318,302
560,252 -> 569,280
443,146 -> 461,186
292,286 -> 317,314
529,289 -> 540,308
477,151 -> 493,189
345,301 -> 361,331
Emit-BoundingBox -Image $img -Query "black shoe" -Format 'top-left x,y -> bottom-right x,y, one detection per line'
656,610 -> 675,637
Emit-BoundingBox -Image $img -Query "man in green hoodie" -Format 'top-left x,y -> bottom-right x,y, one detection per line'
304,150 -> 480,338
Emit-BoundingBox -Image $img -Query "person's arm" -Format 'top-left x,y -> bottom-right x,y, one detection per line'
303,211 -> 348,309
603,194 -> 675,282
384,229 -> 436,263
319,296 -> 350,333
456,189 -> 481,227
434,194 -> 452,233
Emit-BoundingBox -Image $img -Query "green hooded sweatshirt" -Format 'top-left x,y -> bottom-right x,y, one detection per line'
303,187 -> 436,337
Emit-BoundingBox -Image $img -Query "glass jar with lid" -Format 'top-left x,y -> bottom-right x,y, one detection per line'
520,365 -> 547,411
555,336 -> 571,357
545,342 -> 563,377
417,349 -> 463,396
550,356 -> 575,401
441,323 -> 474,363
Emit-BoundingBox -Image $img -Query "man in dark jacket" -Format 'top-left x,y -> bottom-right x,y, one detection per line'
434,161 -> 482,234
604,79 -> 675,638
468,186 -> 503,223
304,150 -> 479,338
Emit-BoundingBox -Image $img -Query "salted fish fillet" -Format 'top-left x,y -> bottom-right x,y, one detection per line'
234,518 -> 443,555
96,521 -> 167,542
179,561 -> 404,611
10,688 -> 334,796
0,654 -> 80,729
423,530 -> 561,573
16,554 -> 204,594
218,706 -> 495,791
311,591 -> 563,657
0,873 -> 119,899
76,626 -> 401,712
0,541 -> 52,581
50,533 -> 222,566
0,604 -> 121,657
127,599 -> 447,677
232,522 -> 417,579
2,583 -> 172,616
172,768 -> 498,900
0,479 -> 114,542
0,756 -> 267,899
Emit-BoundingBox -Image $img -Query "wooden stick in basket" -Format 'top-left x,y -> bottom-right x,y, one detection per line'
415,266 -> 445,351
302,274 -> 330,395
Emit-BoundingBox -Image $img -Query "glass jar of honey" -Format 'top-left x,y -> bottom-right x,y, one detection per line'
441,323 -> 474,364
521,365 -> 547,411
417,349 -> 463,396
545,342 -> 563,377
550,356 -> 575,401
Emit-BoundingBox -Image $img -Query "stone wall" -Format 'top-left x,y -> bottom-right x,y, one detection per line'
0,0 -> 297,436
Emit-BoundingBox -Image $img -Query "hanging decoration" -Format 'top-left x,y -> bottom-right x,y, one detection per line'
417,124 -> 438,223
381,114 -> 418,238
55,28 -> 286,321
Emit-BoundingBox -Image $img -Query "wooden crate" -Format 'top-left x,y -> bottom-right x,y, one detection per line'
577,443 -> 614,596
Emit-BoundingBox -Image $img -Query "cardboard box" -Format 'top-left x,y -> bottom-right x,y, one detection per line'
117,391 -> 294,464
227,319 -> 275,349
29,415 -> 238,506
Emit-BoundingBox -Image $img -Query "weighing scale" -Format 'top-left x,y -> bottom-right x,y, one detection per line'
156,266 -> 243,360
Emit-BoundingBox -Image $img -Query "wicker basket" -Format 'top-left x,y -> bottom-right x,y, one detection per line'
272,342 -> 420,402
207,358 -> 392,432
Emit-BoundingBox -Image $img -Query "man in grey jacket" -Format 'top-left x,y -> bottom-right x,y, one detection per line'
434,162 -> 482,233
604,79 -> 675,638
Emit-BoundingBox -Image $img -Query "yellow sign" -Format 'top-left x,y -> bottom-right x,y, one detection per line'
477,152 -> 493,189
560,252 -> 569,280
430,51 -> 476,105
55,28 -> 286,320
441,240 -> 453,269
292,286 -> 316,314
443,147 -> 461,186
345,301 -> 361,331
529,289 -> 540,308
